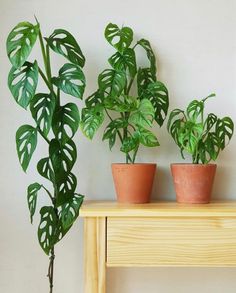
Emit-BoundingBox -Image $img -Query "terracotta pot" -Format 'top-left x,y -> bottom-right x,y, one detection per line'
111,163 -> 156,203
171,163 -> 217,204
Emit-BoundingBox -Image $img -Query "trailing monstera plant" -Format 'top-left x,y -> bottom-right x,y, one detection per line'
7,19 -> 85,292
81,23 -> 169,164
167,93 -> 234,204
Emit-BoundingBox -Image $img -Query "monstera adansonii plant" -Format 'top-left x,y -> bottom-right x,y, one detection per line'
81,23 -> 169,163
7,19 -> 85,292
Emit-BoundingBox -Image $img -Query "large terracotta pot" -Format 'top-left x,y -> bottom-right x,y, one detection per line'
111,163 -> 156,203
171,163 -> 217,204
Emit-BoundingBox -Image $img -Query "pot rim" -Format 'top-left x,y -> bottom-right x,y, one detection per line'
170,163 -> 217,167
112,163 -> 156,166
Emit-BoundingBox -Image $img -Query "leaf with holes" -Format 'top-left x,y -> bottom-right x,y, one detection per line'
46,29 -> 85,67
27,183 -> 41,223
216,117 -> 234,150
85,90 -> 104,108
56,173 -> 77,207
16,125 -> 37,172
81,105 -> 104,139
52,63 -> 85,99
205,113 -> 217,131
30,93 -> 55,136
198,133 -> 221,163
143,81 -> 169,126
104,95 -> 137,112
167,109 -> 185,133
52,103 -> 80,144
134,126 -> 159,147
137,39 -> 156,76
105,23 -> 133,53
61,194 -> 84,229
8,61 -> 38,109
98,69 -> 126,97
137,67 -> 156,97
129,99 -> 155,128
120,136 -> 139,153
109,48 -> 137,78
187,99 -> 204,122
38,206 -> 58,255
6,22 -> 39,68
103,118 -> 127,150
37,157 -> 54,182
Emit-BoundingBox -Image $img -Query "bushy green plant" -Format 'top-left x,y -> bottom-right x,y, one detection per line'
167,94 -> 234,164
7,18 -> 86,292
81,23 -> 169,163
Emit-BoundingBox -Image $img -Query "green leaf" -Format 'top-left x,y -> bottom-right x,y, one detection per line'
27,183 -> 41,223
8,61 -> 38,109
52,63 -> 85,99
30,93 -> 55,136
16,125 -> 37,172
105,23 -> 133,53
137,39 -> 156,76
38,206 -> 58,255
134,127 -> 159,147
198,133 -> 221,163
129,99 -> 155,128
46,29 -> 85,67
6,22 -> 39,68
81,105 -> 104,139
167,109 -> 185,133
56,173 -> 77,207
109,48 -> 137,78
216,117 -> 234,150
61,194 -> 84,229
143,81 -> 169,126
120,136 -> 139,153
85,91 -> 104,108
104,95 -> 137,112
52,103 -> 80,144
37,157 -> 54,182
187,99 -> 204,122
103,118 -> 127,150
98,69 -> 126,97
137,68 -> 156,97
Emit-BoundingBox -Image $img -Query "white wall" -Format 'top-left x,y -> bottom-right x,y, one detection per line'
0,0 -> 236,292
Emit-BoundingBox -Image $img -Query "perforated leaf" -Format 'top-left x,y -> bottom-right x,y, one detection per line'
52,63 -> 85,99
30,93 -> 55,136
27,183 -> 41,223
16,125 -> 37,172
103,118 -> 127,150
56,173 -> 77,207
129,99 -> 155,128
134,127 -> 159,147
199,133 -> 221,163
216,117 -> 234,150
205,113 -> 217,131
6,22 -> 39,68
137,68 -> 156,97
120,136 -> 139,153
8,61 -> 38,109
187,100 -> 204,122
167,109 -> 185,133
137,39 -> 156,75
98,69 -> 126,97
85,91 -> 104,108
81,105 -> 104,139
104,95 -> 137,112
37,157 -> 54,182
46,29 -> 85,67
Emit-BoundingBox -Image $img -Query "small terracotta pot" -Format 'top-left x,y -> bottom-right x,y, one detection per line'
111,163 -> 156,203
171,163 -> 217,204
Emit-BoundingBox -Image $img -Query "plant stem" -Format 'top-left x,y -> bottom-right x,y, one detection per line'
37,126 -> 50,144
47,247 -> 55,293
38,67 -> 53,93
41,185 -> 54,203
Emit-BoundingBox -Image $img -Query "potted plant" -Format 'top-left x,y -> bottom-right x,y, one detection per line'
81,23 -> 169,203
7,18 -> 86,292
167,93 -> 234,203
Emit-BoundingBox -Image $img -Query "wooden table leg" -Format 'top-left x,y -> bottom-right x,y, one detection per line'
84,217 -> 106,293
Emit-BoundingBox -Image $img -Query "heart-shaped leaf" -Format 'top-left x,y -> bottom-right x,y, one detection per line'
46,29 -> 85,67
134,127 -> 159,147
38,206 -> 58,255
60,194 -> 84,229
8,61 -> 38,109
129,99 -> 155,128
137,39 -> 156,76
37,157 -> 55,182
105,23 -> 133,53
52,63 -> 85,99
216,117 -> 234,150
137,67 -> 156,97
109,48 -> 137,78
103,118 -> 127,150
98,69 -> 126,97
81,105 -> 104,139
6,22 -> 39,68
27,183 -> 41,223
52,103 -> 80,144
16,125 -> 37,172
30,93 -> 55,136
56,173 -> 77,207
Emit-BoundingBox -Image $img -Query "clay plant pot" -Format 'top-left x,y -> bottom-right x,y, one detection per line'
171,163 -> 217,204
111,163 -> 156,203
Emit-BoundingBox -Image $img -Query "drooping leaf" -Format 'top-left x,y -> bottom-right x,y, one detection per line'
120,136 -> 139,153
46,29 -> 85,67
105,23 -> 133,53
27,183 -> 41,223
134,126 -> 159,147
137,39 -> 156,76
56,173 -> 77,207
38,206 -> 58,255
109,48 -> 137,78
8,61 -> 38,109
6,22 -> 39,68
52,63 -> 85,99
52,103 -> 80,144
81,105 -> 104,139
60,194 -> 84,229
98,69 -> 126,97
129,99 -> 155,128
16,125 -> 37,172
216,117 -> 234,150
137,67 -> 156,97
30,93 -> 55,136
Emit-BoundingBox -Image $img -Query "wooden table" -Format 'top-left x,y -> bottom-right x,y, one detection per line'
80,201 -> 236,293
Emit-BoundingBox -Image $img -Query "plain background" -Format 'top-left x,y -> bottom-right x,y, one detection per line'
0,0 -> 236,292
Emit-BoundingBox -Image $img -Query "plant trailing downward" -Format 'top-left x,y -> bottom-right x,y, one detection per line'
81,23 -> 169,163
7,19 -> 86,292
167,94 -> 234,164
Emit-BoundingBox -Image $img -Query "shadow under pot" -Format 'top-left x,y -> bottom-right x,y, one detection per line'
111,163 -> 156,204
171,163 -> 217,204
